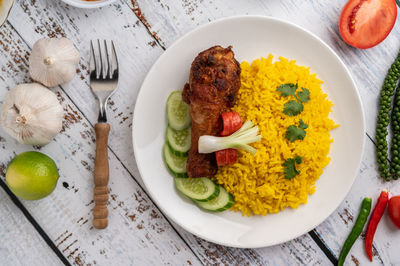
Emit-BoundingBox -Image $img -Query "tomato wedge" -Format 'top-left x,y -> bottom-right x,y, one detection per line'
215,149 -> 237,166
220,112 -> 242,136
339,0 -> 397,49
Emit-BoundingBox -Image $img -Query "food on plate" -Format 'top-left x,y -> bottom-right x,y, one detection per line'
388,195 -> 400,229
175,177 -> 220,202
166,126 -> 191,157
215,148 -> 237,166
339,0 -> 398,49
164,90 -> 234,212
338,197 -> 372,266
6,151 -> 59,200
198,120 -> 261,155
285,119 -> 308,142
215,111 -> 242,166
277,83 -> 310,116
0,0 -> 13,27
166,91 -> 191,131
164,47 -> 337,216
220,111 -> 242,136
202,111 -> 261,166
283,155 -> 303,180
29,38 -> 80,87
214,55 -> 337,215
376,49 -> 400,181
182,45 -> 241,178
0,83 -> 64,146
365,190 -> 389,261
194,186 -> 234,212
163,143 -> 188,178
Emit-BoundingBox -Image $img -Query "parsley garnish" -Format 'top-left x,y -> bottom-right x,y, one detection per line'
277,83 -> 297,97
277,83 -> 310,116
283,155 -> 302,180
285,119 -> 308,142
297,87 -> 310,103
283,100 -> 303,116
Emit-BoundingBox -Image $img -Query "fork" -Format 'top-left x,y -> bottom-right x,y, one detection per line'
89,40 -> 119,229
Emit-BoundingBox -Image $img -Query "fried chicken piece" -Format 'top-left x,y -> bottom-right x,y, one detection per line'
182,45 -> 241,177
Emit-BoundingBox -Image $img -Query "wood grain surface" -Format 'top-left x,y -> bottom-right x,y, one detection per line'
0,0 -> 399,265
93,123 -> 111,230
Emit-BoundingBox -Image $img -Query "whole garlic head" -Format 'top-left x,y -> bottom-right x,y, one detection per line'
29,38 -> 80,87
0,83 -> 64,146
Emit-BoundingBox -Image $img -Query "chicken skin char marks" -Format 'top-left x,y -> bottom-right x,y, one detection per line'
182,46 -> 241,178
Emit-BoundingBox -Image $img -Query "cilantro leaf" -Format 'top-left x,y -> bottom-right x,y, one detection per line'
294,155 -> 302,164
283,155 -> 303,180
297,87 -> 310,103
285,120 -> 308,142
298,119 -> 308,130
283,100 -> 303,116
277,83 -> 297,97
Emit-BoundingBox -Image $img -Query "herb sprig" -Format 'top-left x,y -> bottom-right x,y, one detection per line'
286,119 -> 308,142
283,155 -> 302,180
277,83 -> 310,116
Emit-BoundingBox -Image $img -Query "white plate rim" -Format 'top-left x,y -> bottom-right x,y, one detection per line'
132,15 -> 365,248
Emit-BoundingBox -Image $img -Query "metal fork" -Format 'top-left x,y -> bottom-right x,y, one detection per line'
89,40 -> 119,229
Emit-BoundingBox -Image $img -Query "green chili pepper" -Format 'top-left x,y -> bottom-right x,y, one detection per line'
338,197 -> 372,266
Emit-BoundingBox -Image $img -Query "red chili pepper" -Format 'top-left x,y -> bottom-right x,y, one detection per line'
215,149 -> 237,166
220,112 -> 242,136
365,190 -> 389,261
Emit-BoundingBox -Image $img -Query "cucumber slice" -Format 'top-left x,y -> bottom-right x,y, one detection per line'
195,186 -> 234,212
166,126 -> 191,156
163,144 -> 187,178
167,91 -> 191,130
175,177 -> 220,202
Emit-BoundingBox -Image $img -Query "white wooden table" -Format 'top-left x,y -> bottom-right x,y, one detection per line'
0,1 -> 399,265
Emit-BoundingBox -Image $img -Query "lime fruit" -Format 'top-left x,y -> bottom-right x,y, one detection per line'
6,151 -> 59,200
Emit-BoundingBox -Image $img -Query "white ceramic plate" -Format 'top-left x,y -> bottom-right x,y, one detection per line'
60,0 -> 117,8
133,16 -> 365,248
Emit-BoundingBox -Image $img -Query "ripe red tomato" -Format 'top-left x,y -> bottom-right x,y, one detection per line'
388,196 -> 400,229
339,0 -> 398,49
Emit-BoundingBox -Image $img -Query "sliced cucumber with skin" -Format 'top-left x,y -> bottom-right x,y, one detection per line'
163,144 -> 188,178
167,91 -> 191,130
195,186 -> 234,212
166,126 -> 191,156
175,177 -> 220,202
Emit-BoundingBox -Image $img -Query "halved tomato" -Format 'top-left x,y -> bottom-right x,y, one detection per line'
339,0 -> 398,49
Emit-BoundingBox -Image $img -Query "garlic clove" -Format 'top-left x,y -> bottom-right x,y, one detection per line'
0,0 -> 14,27
29,38 -> 80,87
0,83 -> 64,146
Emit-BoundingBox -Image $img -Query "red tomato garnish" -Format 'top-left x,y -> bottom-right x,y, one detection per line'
215,149 -> 237,166
339,0 -> 397,49
215,112 -> 242,166
220,112 -> 242,136
388,196 -> 400,229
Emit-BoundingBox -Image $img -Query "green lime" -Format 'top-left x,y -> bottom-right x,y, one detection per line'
6,151 -> 59,200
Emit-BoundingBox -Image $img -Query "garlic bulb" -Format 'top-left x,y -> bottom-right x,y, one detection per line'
0,83 -> 64,146
0,0 -> 14,27
29,38 -> 80,87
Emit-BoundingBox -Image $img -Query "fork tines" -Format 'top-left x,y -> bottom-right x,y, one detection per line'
90,40 -> 118,80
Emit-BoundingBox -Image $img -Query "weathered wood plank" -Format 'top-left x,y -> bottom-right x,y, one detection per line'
0,188 -> 63,266
0,20 -> 201,266
2,0 -> 331,264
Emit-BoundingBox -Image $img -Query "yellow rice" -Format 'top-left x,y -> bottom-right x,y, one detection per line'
214,55 -> 338,216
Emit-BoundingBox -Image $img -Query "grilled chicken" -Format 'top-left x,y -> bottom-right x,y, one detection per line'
182,45 -> 241,178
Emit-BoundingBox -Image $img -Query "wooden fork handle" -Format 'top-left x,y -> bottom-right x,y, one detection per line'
93,123 -> 110,229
